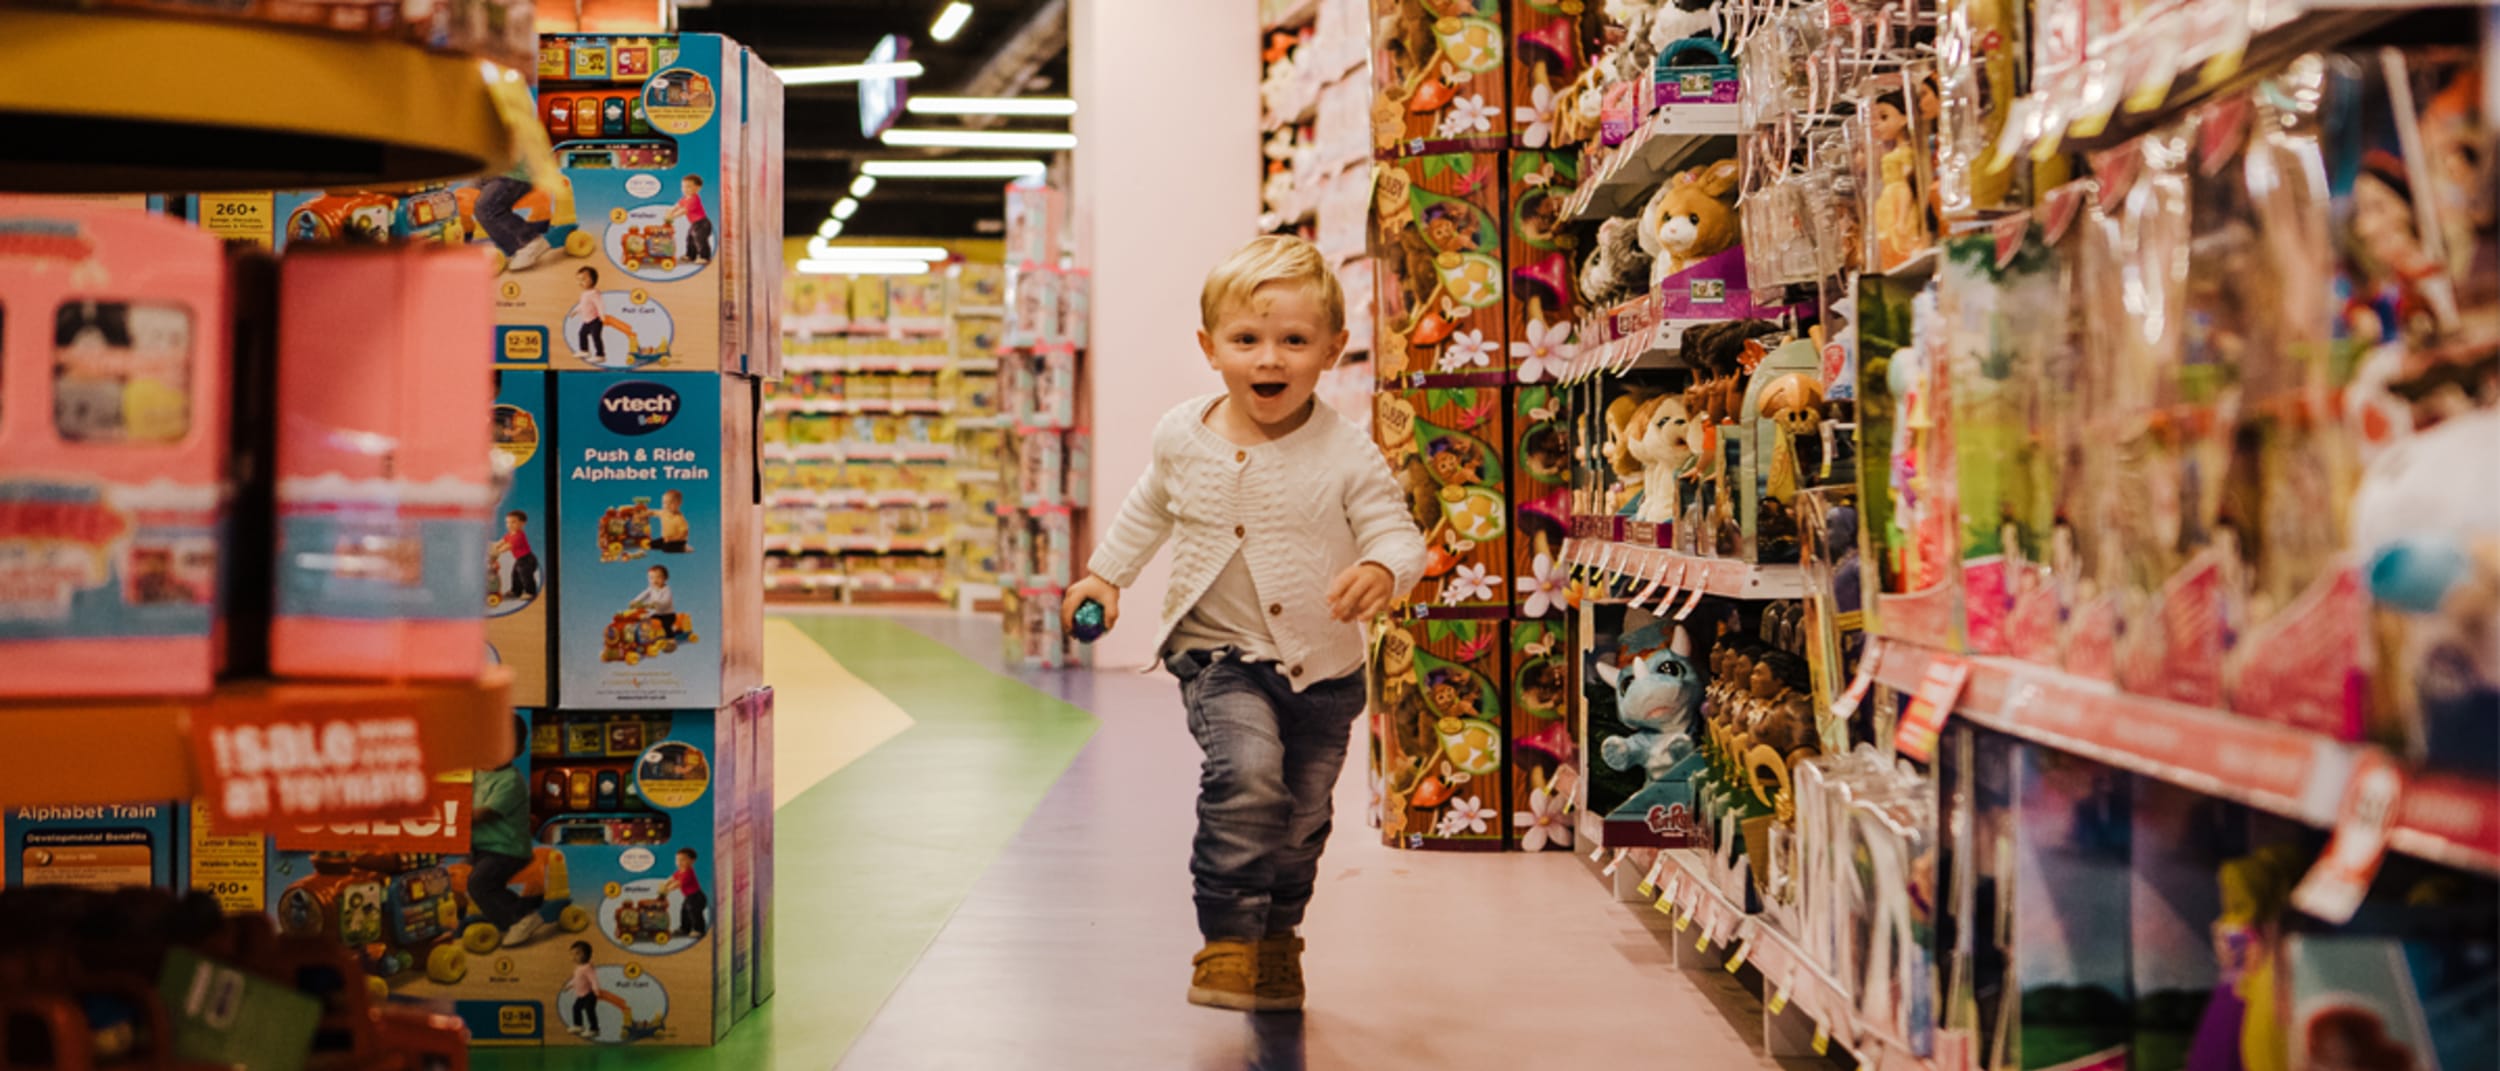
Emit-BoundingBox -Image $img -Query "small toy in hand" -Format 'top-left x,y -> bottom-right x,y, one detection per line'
1070,599 -> 1108,643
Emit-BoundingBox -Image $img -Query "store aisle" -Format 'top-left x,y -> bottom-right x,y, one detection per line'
480,610 -> 1788,1069
833,612 -> 1789,1071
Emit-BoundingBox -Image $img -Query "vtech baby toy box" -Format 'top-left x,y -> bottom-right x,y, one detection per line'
494,33 -> 773,375
2,802 -> 186,891
265,706 -> 744,1047
491,371 -> 558,708
554,373 -> 761,709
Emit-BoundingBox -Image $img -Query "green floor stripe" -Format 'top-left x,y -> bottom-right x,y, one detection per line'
474,617 -> 1099,1070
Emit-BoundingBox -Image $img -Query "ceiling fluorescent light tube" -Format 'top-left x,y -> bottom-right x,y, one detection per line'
832,198 -> 859,220
816,219 -> 840,238
905,96 -> 1079,117
930,2 -> 973,42
805,243 -> 951,260
797,259 -> 934,276
849,175 -> 878,197
859,159 -> 1047,179
778,60 -> 925,86
880,129 -> 1076,151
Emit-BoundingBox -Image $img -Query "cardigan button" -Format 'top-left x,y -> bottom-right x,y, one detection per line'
1268,604 -> 1281,616
1289,665 -> 1302,677
1235,450 -> 1246,462
1234,525 -> 1245,538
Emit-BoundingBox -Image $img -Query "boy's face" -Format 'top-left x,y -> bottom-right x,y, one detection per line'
579,272 -> 595,289
677,852 -> 694,869
1198,283 -> 1346,430
507,516 -> 525,532
648,570 -> 667,588
663,493 -> 682,511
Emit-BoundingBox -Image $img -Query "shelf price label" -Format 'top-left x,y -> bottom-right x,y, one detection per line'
192,710 -> 432,834
2292,749 -> 2407,925
1892,653 -> 1972,764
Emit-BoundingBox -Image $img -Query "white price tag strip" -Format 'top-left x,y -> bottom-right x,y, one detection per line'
1767,972 -> 1793,1015
1638,857 -> 1667,898
1602,847 -> 1628,876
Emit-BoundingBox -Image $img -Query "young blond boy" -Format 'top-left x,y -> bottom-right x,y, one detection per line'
1064,235 -> 1424,1012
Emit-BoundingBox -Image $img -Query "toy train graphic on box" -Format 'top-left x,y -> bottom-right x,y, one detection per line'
275,850 -> 591,998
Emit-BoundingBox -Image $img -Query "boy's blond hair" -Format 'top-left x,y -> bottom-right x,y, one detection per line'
1200,235 -> 1346,334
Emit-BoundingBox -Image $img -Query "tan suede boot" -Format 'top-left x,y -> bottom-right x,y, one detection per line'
1188,939 -> 1259,1010
1254,934 -> 1305,1012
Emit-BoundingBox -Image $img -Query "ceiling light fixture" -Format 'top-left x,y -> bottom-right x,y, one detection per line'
905,95 -> 1079,117
797,259 -> 934,276
879,129 -> 1076,150
778,60 -> 925,86
848,175 -> 878,198
859,159 -> 1048,179
805,241 -> 951,261
816,219 -> 840,238
929,2 -> 974,42
832,197 -> 860,220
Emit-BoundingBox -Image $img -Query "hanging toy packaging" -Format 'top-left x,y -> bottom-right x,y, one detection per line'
0,200 -> 232,698
271,245 -> 495,681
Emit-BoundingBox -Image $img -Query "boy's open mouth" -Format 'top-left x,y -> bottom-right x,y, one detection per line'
1251,383 -> 1287,398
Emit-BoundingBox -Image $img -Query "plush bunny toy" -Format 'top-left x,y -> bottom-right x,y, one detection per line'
1640,158 -> 1743,289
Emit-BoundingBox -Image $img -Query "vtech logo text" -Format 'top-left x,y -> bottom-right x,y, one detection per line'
599,380 -> 680,436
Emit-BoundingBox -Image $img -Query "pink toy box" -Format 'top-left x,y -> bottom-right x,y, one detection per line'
271,245 -> 496,680
0,199 -> 231,698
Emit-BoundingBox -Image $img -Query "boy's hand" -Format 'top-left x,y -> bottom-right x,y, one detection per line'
1326,562 -> 1398,622
1063,575 -> 1120,634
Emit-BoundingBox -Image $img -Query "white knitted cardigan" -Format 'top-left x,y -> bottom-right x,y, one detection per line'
1089,394 -> 1428,690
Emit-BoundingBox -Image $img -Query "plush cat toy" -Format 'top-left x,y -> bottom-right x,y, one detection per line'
1578,216 -> 1656,305
1641,158 -> 1743,289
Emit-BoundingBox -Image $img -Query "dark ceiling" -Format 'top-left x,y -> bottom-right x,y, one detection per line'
678,0 -> 1069,238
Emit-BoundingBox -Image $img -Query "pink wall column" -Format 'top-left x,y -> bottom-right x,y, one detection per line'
1069,1 -> 1260,670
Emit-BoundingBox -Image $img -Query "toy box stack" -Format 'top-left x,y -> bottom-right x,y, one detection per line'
203,30 -> 783,1050
997,180 -> 1093,669
1362,0 -> 1602,851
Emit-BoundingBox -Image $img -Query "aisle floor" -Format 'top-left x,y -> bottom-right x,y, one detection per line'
481,611 -> 1796,1070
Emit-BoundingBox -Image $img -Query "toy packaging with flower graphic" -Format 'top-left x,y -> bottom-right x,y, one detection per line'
1371,617 -> 1510,850
1375,387 -> 1512,615
1373,151 -> 1509,382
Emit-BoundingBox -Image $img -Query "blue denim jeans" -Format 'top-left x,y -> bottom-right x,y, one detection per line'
1169,648 -> 1366,942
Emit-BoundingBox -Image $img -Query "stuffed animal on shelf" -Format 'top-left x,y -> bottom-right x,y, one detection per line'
1596,620 -> 1708,821
1623,392 -> 1694,523
1601,390 -> 1656,513
1579,216 -> 1655,306
1641,158 -> 1743,288
1648,0 -> 1721,53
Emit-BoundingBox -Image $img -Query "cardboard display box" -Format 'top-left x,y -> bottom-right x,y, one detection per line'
1372,151 -> 1507,383
1376,386 -> 1511,615
1371,617 -> 1508,851
554,373 -> 762,710
496,34 -> 773,375
492,371 -> 559,708
265,705 -> 745,1048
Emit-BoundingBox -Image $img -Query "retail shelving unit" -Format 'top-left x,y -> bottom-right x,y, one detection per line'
768,260 -> 1008,608
0,6 -> 549,1061
1358,0 -> 2499,1065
